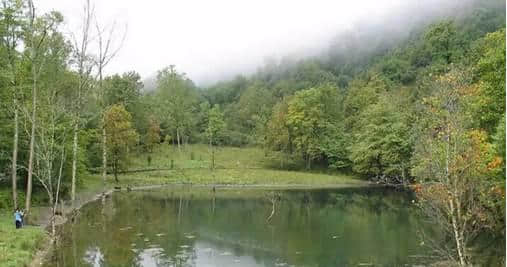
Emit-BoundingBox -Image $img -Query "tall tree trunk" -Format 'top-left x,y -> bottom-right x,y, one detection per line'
212,147 -> 215,170
445,129 -> 466,266
71,121 -> 78,203
113,158 -> 118,183
212,193 -> 216,215
11,99 -> 18,209
176,128 -> 181,152
102,126 -> 107,186
209,137 -> 214,170
52,150 -> 64,240
49,198 -> 55,238
72,218 -> 77,267
288,129 -> 293,154
450,198 -> 466,266
25,74 -> 37,213
178,194 -> 182,224
306,154 -> 311,170
95,10 -> 126,190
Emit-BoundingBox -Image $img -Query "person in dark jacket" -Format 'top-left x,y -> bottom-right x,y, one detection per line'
14,208 -> 23,229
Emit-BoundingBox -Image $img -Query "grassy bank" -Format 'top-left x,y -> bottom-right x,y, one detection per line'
0,216 -> 46,267
0,144 -> 366,266
100,144 -> 367,187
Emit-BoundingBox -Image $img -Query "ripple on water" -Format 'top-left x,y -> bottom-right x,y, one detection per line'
220,251 -> 232,256
44,187 -> 453,267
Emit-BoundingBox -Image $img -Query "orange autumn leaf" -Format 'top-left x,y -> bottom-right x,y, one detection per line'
487,156 -> 503,171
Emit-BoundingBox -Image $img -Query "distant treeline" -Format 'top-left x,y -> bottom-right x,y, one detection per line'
195,1 -> 506,180
0,0 -> 504,263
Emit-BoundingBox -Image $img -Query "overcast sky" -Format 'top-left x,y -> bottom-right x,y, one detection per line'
36,0 -> 468,86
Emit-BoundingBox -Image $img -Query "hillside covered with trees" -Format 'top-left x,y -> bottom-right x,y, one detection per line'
0,0 -> 505,265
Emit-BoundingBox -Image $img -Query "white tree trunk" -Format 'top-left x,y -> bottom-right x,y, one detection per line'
450,199 -> 466,266
11,100 -> 18,209
102,126 -> 107,186
25,74 -> 37,213
50,200 -> 55,238
209,136 -> 213,170
71,122 -> 78,203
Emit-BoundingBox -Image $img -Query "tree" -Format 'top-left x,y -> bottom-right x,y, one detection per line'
205,105 -> 225,170
487,115 -> 506,239
95,11 -> 126,188
348,92 -> 413,183
155,65 -> 197,151
492,116 -> 505,178
20,1 -> 71,234
103,104 -> 138,183
411,69 -> 499,265
34,68 -> 71,238
103,71 -> 142,111
234,82 -> 275,144
265,99 -> 292,167
473,28 -> 506,134
144,116 -> 160,153
0,0 -> 25,210
285,84 -> 342,169
423,21 -> 461,67
70,0 -> 94,203
23,1 -> 61,213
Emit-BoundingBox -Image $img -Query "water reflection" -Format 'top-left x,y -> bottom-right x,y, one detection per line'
83,247 -> 103,267
46,186 -> 432,267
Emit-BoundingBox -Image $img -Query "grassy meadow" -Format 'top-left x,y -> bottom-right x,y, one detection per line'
0,144 -> 366,266
99,144 -> 367,187
0,216 -> 47,267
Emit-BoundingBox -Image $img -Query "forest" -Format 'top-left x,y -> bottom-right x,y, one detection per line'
0,0 -> 505,266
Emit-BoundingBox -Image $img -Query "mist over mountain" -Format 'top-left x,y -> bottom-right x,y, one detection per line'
194,0 -> 495,87
0,1 -> 505,265
130,0 -> 496,88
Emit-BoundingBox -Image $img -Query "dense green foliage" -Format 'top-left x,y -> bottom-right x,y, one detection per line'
0,0 -> 504,265
103,104 -> 138,182
201,2 -> 505,182
196,1 -> 505,264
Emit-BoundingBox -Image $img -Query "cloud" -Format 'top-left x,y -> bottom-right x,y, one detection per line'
36,0 -> 479,86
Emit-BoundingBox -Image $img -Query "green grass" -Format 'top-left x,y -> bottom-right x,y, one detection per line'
98,168 -> 365,187
0,144 -> 366,266
0,215 -> 46,267
98,144 -> 367,187
129,144 -> 270,169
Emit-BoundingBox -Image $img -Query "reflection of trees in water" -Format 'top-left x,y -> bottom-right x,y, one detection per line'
71,209 -> 79,267
46,193 -> 154,266
47,187 -> 427,266
83,246 -> 104,267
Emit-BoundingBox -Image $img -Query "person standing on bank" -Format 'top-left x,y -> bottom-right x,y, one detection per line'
14,208 -> 23,229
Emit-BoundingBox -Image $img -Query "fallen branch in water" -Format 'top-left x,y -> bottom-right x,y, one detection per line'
265,192 -> 281,223
266,199 -> 275,222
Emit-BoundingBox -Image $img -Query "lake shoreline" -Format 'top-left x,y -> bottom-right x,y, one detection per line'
41,184 -> 432,266
28,189 -> 113,267
131,181 -> 373,190
28,180 -> 373,266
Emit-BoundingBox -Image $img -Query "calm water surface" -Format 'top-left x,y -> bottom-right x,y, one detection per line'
46,186 -> 435,267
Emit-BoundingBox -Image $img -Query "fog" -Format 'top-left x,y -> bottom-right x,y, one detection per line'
37,0 -> 481,86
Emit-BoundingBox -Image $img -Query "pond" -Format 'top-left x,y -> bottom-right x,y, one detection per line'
44,186 -> 441,266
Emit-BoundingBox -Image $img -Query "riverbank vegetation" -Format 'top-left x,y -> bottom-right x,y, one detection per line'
0,0 -> 505,265
0,216 -> 46,267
